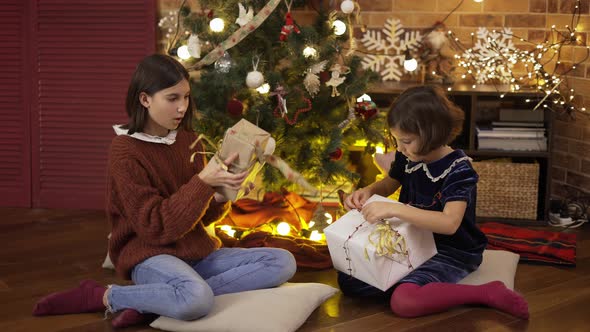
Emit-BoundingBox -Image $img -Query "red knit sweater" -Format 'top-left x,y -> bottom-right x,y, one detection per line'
106,129 -> 229,279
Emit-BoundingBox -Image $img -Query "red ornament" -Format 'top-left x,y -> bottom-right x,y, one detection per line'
354,101 -> 378,120
319,70 -> 330,84
226,98 -> 244,118
329,147 -> 343,161
279,12 -> 300,41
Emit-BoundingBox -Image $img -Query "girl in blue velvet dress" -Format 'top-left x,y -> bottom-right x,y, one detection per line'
341,85 -> 529,319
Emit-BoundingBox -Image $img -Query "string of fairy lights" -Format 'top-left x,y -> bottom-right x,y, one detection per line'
453,4 -> 587,114
406,0 -> 588,115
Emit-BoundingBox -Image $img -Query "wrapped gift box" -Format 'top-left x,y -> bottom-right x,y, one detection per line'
324,195 -> 437,291
214,119 -> 275,201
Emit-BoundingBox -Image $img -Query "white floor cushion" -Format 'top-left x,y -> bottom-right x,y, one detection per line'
459,249 -> 520,290
150,282 -> 338,332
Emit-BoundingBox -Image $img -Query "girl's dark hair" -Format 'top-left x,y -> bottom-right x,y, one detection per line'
125,54 -> 194,134
387,85 -> 464,155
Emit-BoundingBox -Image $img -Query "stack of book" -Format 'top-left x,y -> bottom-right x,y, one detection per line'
476,108 -> 547,152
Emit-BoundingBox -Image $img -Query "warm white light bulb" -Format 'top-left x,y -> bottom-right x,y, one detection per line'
341,0 -> 355,14
404,58 -> 418,72
473,0 -> 483,2
303,46 -> 318,58
276,222 -> 291,235
356,93 -> 372,102
210,18 -> 225,32
324,212 -> 333,224
332,20 -> 346,35
176,45 -> 191,60
309,230 -> 323,241
256,83 -> 270,94
219,225 -> 235,237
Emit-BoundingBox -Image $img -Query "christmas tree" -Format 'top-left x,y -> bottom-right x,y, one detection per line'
164,0 -> 383,195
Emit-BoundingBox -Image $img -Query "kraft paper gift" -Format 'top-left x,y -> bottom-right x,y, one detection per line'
198,119 -> 317,201
214,119 -> 275,201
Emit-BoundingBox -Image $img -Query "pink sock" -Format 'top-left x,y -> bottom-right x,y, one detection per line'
111,309 -> 158,328
390,281 -> 529,319
32,280 -> 106,316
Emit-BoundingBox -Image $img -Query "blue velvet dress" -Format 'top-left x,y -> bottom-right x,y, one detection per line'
338,149 -> 488,299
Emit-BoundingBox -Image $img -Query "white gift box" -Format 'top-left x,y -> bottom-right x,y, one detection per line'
324,195 -> 437,291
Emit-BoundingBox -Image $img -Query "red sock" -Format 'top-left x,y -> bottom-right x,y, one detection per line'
32,280 -> 106,316
111,309 -> 158,328
390,281 -> 529,319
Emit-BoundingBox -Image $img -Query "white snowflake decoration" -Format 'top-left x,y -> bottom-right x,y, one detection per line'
360,18 -> 422,81
460,27 -> 518,84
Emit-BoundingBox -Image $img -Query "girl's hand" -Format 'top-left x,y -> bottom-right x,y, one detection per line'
343,188 -> 372,211
213,192 -> 228,202
361,201 -> 398,223
199,152 -> 248,189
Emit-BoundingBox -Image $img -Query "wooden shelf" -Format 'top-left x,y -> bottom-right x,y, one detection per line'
465,149 -> 549,158
368,81 -> 540,96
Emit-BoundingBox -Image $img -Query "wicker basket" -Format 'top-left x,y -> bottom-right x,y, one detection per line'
471,161 -> 539,220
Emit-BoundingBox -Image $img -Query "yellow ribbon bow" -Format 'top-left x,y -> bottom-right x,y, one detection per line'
364,220 -> 412,268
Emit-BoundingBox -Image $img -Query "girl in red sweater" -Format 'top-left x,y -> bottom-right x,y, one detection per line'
32,54 -> 297,327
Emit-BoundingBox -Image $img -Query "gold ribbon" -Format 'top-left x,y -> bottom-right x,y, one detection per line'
188,0 -> 282,70
189,134 -> 227,171
364,220 -> 409,262
345,1 -> 365,56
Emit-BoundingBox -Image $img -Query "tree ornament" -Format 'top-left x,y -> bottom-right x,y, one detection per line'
187,34 -> 201,58
354,100 -> 378,120
214,51 -> 233,73
340,0 -> 355,14
246,55 -> 264,89
270,85 -> 288,116
303,60 -> 328,98
226,98 -> 244,118
338,106 -> 356,130
329,147 -> 343,161
325,63 -> 350,97
271,87 -> 312,125
279,1 -> 300,41
235,3 -> 254,27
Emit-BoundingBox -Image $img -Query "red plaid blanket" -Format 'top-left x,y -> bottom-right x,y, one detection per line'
480,222 -> 577,266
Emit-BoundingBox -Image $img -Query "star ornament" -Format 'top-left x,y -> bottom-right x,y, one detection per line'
236,3 -> 254,27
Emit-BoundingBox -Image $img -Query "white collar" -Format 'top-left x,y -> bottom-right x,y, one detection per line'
113,125 -> 177,145
404,156 -> 472,183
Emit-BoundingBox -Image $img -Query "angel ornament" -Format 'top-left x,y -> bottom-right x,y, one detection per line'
270,85 -> 288,117
325,63 -> 350,97
235,2 -> 254,27
303,60 -> 328,98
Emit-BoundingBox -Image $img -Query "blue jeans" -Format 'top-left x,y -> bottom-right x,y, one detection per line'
107,247 -> 296,320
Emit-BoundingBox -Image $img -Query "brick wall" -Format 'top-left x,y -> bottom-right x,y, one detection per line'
156,0 -> 590,198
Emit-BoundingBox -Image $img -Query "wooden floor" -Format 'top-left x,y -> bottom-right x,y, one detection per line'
1,207 -> 589,332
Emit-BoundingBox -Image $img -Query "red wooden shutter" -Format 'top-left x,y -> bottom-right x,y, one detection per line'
0,1 -> 31,207
30,0 -> 156,209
